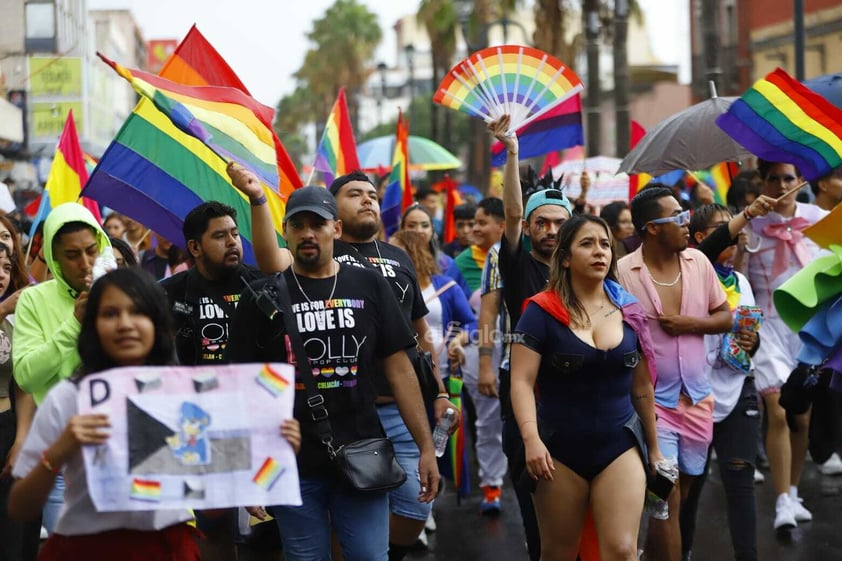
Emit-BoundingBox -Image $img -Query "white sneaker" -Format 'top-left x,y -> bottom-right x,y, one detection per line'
415,529 -> 429,549
754,469 -> 765,484
818,452 -> 842,476
40,526 -> 48,540
425,511 -> 437,532
788,495 -> 813,522
774,494 -> 796,530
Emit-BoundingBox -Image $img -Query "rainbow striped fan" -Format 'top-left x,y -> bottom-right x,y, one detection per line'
433,45 -> 584,132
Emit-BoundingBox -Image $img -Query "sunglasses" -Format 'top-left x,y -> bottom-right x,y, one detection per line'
644,210 -> 691,230
766,174 -> 797,183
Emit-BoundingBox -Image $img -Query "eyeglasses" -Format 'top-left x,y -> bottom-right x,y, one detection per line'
766,174 -> 797,183
644,210 -> 691,230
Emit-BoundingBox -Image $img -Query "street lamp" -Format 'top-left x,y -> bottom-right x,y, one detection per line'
404,45 -> 415,125
376,61 -> 388,126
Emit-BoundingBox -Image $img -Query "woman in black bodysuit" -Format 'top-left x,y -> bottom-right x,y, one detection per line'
511,215 -> 662,561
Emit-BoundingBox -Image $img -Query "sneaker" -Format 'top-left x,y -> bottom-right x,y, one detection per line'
40,526 -> 48,540
480,485 -> 502,514
754,469 -> 765,484
425,511 -> 437,533
818,452 -> 842,476
774,494 -> 796,530
788,495 -> 813,522
414,529 -> 429,549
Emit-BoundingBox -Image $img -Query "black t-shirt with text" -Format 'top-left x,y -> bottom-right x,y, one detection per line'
228,265 -> 416,477
160,265 -> 265,365
498,233 -> 550,418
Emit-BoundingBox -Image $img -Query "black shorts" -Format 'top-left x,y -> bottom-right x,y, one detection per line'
712,377 -> 761,466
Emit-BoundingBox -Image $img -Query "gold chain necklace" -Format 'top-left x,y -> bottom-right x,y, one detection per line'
648,269 -> 682,287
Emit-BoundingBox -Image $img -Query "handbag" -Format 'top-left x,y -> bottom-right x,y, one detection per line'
269,272 -> 407,493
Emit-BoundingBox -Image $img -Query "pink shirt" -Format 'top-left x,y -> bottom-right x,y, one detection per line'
618,247 -> 727,407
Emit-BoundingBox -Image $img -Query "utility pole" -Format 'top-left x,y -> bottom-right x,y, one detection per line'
613,0 -> 630,157
584,0 -> 601,156
702,0 -> 721,95
794,0 -> 805,80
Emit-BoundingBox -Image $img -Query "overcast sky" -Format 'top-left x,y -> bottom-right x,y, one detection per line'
87,0 -> 688,107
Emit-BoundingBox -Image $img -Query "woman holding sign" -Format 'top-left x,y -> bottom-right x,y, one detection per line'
7,268 -> 300,559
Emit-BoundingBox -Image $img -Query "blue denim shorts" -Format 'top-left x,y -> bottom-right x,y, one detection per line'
377,403 -> 433,521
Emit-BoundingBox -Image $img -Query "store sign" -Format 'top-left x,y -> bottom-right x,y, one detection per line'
29,56 -> 82,97
31,101 -> 83,139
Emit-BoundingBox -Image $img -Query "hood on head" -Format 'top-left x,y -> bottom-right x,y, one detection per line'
43,202 -> 111,297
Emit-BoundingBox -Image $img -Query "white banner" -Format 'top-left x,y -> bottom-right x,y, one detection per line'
77,363 -> 301,512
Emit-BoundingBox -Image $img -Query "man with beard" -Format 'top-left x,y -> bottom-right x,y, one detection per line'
160,201 -> 269,561
487,115 -> 574,560
229,186 -> 438,561
227,165 -> 454,561
618,186 -> 731,561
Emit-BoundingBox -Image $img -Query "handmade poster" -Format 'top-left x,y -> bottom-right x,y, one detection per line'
77,363 -> 301,512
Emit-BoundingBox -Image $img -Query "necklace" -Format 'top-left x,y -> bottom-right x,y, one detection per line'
648,269 -> 682,287
291,261 -> 339,305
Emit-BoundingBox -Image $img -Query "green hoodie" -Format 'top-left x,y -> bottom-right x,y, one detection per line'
13,203 -> 110,404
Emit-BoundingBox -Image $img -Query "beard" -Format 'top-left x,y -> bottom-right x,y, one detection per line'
342,217 -> 380,241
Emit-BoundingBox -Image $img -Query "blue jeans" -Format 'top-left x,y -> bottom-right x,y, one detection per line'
42,474 -> 65,535
377,403 -> 432,521
268,477 -> 389,561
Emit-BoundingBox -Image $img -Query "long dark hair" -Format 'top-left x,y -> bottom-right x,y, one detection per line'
400,203 -> 443,269
547,215 -> 618,329
77,268 -> 175,375
0,215 -> 30,293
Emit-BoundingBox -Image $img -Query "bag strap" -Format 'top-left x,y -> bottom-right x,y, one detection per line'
265,272 -> 338,457
425,279 -> 457,304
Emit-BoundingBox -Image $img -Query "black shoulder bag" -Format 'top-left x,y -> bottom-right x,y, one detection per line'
267,272 -> 407,493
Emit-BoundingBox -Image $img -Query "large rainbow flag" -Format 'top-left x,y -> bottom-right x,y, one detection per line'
83,27 -> 293,263
313,88 -> 360,186
716,67 -> 842,181
380,110 -> 412,236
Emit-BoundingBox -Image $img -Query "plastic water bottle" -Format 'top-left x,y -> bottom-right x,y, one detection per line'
432,408 -> 456,457
91,247 -> 118,284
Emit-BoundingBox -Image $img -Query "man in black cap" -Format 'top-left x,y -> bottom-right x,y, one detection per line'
229,185 -> 438,561
227,165 -> 455,560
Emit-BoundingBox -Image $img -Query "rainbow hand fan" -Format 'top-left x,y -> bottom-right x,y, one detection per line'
433,45 -> 583,133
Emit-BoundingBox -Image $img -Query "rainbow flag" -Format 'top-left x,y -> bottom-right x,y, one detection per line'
130,478 -> 162,502
716,67 -> 842,181
381,110 -> 412,236
706,161 -> 739,205
628,120 -> 650,199
253,457 -> 285,490
314,88 -> 360,186
98,53 -> 280,191
437,375 -> 470,501
156,25 -> 300,198
256,364 -> 290,397
82,27 -> 290,264
37,111 -> 102,228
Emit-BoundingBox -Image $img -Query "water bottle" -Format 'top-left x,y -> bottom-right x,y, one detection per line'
91,247 -> 118,284
432,408 -> 456,458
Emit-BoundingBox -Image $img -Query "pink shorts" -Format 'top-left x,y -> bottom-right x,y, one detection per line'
655,394 -> 715,476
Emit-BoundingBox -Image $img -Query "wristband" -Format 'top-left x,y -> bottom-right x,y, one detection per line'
742,208 -> 754,221
435,393 -> 450,401
250,194 -> 268,207
478,348 -> 493,357
40,450 -> 60,474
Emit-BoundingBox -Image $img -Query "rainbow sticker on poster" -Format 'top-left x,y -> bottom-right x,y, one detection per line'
130,478 -> 162,502
253,457 -> 285,491
256,364 -> 290,397
433,45 -> 583,133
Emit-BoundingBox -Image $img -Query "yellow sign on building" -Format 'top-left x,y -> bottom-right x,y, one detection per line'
31,102 -> 83,139
29,57 -> 83,97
